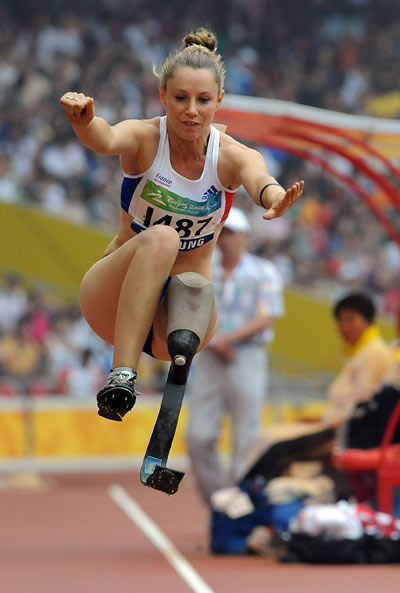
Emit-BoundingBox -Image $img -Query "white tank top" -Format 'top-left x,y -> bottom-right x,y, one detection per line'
120,116 -> 236,251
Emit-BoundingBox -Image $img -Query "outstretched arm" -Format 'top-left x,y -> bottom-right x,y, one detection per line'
231,144 -> 304,219
60,92 -> 141,156
260,180 -> 304,220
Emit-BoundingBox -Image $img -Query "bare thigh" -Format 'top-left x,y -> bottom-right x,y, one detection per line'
79,233 -> 219,359
79,234 -> 167,345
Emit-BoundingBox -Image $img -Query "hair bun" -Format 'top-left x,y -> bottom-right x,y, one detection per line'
183,28 -> 217,53
156,27 -> 225,91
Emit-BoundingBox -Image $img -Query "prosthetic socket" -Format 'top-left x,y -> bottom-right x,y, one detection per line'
166,272 -> 215,383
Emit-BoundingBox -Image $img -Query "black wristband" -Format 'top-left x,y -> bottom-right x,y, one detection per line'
259,183 -> 282,209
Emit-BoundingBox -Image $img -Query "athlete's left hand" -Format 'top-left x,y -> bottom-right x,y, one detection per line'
263,180 -> 304,220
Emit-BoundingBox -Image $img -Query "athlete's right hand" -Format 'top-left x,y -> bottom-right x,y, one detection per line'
60,92 -> 95,126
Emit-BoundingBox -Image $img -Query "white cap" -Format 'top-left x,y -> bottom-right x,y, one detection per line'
223,207 -> 251,233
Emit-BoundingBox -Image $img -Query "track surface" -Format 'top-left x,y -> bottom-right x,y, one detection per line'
1,470 -> 399,593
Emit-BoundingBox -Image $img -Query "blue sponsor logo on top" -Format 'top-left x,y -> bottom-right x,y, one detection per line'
201,185 -> 219,201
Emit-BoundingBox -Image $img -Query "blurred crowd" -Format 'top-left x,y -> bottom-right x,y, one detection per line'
0,273 -> 111,397
1,0 -> 400,394
0,273 -> 169,397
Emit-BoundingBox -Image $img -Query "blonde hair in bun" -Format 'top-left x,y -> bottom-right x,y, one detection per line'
183,28 -> 217,53
154,28 -> 225,93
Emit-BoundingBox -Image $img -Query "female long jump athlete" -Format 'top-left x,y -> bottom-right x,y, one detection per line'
60,27 -> 303,421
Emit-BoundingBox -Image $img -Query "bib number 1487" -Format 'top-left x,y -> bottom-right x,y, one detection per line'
143,206 -> 212,238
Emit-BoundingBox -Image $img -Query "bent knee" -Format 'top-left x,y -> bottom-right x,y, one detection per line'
138,225 -> 180,260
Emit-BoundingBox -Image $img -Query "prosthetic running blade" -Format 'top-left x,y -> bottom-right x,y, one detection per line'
140,368 -> 187,495
140,329 -> 199,495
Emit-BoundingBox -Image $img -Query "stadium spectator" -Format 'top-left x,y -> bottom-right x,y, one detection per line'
0,316 -> 44,393
63,347 -> 105,398
0,274 -> 28,334
24,287 -> 51,346
323,291 -> 394,427
341,297 -> 400,451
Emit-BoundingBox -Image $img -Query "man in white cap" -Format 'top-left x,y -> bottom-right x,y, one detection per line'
186,207 -> 285,504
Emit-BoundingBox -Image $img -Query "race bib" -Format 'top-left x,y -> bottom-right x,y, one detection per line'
131,179 -> 222,251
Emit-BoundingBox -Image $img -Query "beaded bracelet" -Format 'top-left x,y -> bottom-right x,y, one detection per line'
259,183 -> 283,209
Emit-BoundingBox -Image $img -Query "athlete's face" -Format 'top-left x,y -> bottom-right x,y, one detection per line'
160,66 -> 224,138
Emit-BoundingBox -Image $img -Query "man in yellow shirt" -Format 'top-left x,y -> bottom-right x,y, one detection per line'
341,298 -> 400,450
323,292 -> 394,427
244,292 -> 394,481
